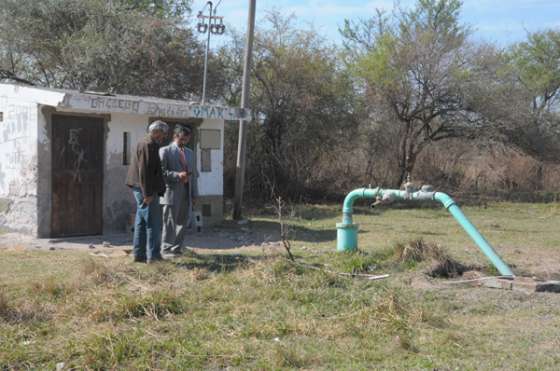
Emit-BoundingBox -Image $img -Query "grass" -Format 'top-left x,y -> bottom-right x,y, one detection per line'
1,202 -> 560,369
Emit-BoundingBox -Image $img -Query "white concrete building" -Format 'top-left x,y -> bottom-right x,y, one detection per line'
0,82 -> 246,237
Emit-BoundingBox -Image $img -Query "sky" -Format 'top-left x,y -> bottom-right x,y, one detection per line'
191,0 -> 560,47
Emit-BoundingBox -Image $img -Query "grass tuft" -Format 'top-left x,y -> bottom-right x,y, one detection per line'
81,258 -> 117,285
0,290 -> 51,324
80,330 -> 150,369
394,239 -> 446,264
271,344 -> 313,368
30,277 -> 73,300
373,290 -> 413,334
0,290 -> 10,321
394,239 -> 472,278
90,291 -> 185,322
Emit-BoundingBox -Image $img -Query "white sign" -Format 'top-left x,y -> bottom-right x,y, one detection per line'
59,93 -> 251,121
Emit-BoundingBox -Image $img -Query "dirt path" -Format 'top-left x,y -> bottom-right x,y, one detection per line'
0,225 -> 283,257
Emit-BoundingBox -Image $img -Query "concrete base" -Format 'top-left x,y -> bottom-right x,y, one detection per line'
462,271 -> 560,293
196,195 -> 223,227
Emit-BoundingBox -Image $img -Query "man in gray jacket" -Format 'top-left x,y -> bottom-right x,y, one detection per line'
159,125 -> 198,255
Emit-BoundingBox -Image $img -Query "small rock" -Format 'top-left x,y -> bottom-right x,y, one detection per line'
56,362 -> 65,370
273,337 -> 280,342
88,244 -> 96,249
49,247 -> 56,251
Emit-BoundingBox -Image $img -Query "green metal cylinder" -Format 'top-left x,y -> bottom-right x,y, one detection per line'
336,223 -> 359,252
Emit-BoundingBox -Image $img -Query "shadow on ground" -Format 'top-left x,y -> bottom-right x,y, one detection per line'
172,253 -> 277,273
47,234 -> 133,247
185,221 -> 335,249
31,218 -> 336,251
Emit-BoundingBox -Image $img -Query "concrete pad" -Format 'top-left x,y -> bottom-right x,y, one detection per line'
481,277 -> 513,290
486,277 -> 560,293
460,271 -> 560,293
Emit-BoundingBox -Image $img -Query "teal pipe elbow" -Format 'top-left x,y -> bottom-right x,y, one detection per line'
342,188 -> 379,214
338,188 -> 380,251
433,193 -> 514,277
342,188 -> 380,225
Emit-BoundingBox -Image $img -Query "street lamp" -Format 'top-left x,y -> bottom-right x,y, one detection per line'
196,1 -> 226,104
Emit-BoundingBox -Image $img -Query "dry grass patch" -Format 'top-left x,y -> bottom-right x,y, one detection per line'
2,202 -> 560,369
0,290 -> 52,324
394,239 -> 473,278
88,290 -> 186,322
30,277 -> 75,301
80,258 -> 119,285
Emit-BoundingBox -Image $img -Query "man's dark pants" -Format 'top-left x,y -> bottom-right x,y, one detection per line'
132,187 -> 162,261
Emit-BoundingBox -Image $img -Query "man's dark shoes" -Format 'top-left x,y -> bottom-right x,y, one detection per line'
162,249 -> 183,259
147,256 -> 164,264
133,257 -> 147,263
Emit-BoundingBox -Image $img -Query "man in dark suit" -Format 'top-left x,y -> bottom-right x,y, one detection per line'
126,120 -> 168,263
159,125 -> 198,255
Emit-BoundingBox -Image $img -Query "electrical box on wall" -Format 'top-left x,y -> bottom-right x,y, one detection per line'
200,129 -> 221,149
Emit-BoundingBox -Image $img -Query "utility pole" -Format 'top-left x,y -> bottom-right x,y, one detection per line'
201,1 -> 212,104
233,0 -> 257,221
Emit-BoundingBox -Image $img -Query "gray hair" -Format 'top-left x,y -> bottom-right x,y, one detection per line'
173,124 -> 192,136
148,120 -> 169,133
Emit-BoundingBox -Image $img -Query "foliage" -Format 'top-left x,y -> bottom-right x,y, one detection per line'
1,0 -> 559,200
223,12 -> 359,200
345,0 -> 487,186
510,30 -> 560,115
0,0 -> 225,99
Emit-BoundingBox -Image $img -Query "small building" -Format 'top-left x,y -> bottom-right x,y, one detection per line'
0,82 -> 247,237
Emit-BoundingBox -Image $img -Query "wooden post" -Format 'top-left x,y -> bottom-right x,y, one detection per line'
233,0 -> 256,220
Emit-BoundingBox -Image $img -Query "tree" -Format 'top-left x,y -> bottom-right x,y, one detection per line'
510,30 -> 560,117
472,30 -> 560,162
503,30 -> 560,160
0,0 -> 224,99
343,0 -> 486,186
222,12 -> 359,200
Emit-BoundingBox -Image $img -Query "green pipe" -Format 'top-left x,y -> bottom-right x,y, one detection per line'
336,187 -> 514,277
342,188 -> 380,224
433,192 -> 514,277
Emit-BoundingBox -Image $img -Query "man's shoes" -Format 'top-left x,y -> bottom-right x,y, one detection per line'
133,257 -> 147,263
162,249 -> 183,259
147,256 -> 164,264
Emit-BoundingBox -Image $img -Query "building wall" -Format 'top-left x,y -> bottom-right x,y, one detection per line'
36,106 -> 53,237
104,112 -> 151,231
0,83 -> 226,236
0,95 -> 39,234
195,118 -> 225,226
196,119 -> 224,196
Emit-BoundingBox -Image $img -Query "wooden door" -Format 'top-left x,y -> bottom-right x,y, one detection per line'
51,115 -> 104,237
